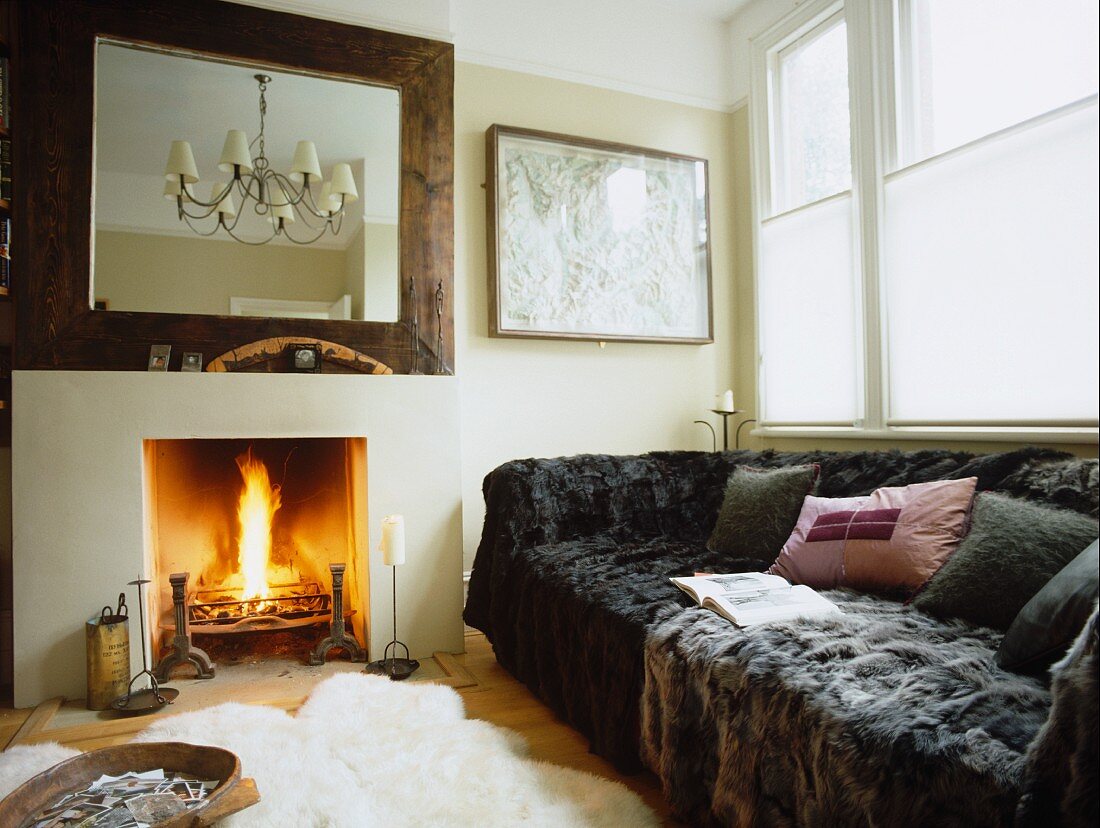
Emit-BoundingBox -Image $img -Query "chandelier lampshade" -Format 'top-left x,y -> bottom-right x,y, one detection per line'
211,183 -> 237,217
164,140 -> 200,183
317,181 -> 338,216
269,180 -> 294,226
217,130 -> 254,176
163,73 -> 356,245
330,162 -> 359,204
289,140 -> 322,183
163,178 -> 191,201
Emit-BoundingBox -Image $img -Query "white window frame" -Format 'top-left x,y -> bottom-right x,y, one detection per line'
747,0 -> 1099,444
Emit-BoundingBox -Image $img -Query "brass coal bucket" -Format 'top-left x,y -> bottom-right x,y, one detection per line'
85,595 -> 130,710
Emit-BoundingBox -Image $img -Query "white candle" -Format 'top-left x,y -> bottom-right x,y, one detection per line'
718,389 -> 735,413
379,515 -> 406,566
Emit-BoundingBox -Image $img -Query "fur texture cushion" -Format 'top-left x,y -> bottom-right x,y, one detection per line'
642,592 -> 1051,826
913,493 -> 1099,630
1016,606 -> 1099,828
707,464 -> 818,561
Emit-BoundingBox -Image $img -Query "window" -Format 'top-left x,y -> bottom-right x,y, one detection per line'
895,0 -> 1099,165
757,7 -> 860,426
771,12 -> 852,212
750,0 -> 1099,438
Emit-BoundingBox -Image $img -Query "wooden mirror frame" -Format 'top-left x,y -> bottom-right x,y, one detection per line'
12,0 -> 453,374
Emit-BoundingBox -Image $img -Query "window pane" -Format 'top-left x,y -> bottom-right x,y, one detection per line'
759,195 -> 859,423
899,0 -> 1099,165
772,16 -> 852,213
884,104 -> 1099,423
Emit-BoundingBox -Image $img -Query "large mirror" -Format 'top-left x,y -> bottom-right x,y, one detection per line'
93,42 -> 401,322
15,0 -> 453,374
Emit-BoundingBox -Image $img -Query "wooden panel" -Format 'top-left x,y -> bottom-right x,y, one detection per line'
2,696 -> 62,749
206,338 -> 393,374
12,0 -> 453,374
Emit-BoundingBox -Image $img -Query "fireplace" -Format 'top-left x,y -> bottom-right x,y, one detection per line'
13,372 -> 464,708
143,437 -> 369,671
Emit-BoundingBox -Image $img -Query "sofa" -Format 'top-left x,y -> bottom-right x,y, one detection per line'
463,448 -> 1098,826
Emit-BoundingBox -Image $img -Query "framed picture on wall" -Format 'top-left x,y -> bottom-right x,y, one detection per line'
486,125 -> 713,344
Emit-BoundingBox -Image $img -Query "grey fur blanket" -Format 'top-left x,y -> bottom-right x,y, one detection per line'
642,592 -> 1052,827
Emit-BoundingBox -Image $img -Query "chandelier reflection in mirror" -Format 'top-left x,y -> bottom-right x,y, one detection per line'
162,73 -> 359,245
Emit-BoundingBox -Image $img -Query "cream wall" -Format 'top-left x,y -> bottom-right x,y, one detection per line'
454,62 -> 737,567
95,230 -> 350,316
360,223 -> 400,321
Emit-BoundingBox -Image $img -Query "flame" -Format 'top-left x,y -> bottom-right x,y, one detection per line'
235,449 -> 282,601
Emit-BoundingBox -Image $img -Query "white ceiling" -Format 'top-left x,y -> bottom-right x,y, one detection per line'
95,42 -> 401,246
651,0 -> 753,22
233,0 -> 763,111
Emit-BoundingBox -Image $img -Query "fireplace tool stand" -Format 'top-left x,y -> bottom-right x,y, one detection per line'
154,572 -> 216,682
309,563 -> 367,665
112,577 -> 179,714
365,566 -> 419,681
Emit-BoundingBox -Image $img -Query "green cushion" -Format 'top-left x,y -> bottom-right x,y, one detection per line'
912,493 -> 1099,630
996,540 -> 1099,674
707,464 -> 818,562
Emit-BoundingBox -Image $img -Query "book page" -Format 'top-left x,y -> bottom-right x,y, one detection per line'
671,572 -> 790,604
704,585 -> 840,626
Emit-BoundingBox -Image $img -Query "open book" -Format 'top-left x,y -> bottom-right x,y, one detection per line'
671,572 -> 841,627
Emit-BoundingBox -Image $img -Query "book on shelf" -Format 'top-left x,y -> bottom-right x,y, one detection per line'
0,215 -> 9,295
0,136 -> 10,200
671,572 -> 841,627
0,56 -> 8,129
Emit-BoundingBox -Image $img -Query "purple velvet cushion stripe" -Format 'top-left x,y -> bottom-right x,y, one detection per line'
807,508 -> 902,542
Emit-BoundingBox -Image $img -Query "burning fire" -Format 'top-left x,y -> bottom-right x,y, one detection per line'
235,449 -> 283,601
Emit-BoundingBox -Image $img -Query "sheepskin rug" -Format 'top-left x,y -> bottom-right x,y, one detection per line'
1,674 -> 655,827
0,743 -> 82,800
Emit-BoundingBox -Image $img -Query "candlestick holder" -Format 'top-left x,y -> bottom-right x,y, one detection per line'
364,566 -> 419,681
709,409 -> 744,451
111,577 -> 179,714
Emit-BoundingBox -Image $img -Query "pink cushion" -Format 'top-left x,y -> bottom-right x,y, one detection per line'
768,477 -> 978,596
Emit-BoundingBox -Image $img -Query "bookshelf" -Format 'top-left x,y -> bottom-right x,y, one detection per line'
0,5 -> 11,447
0,0 -> 13,705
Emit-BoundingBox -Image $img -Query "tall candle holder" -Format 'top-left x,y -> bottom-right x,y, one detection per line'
364,515 -> 419,681
709,409 -> 744,451
111,577 -> 179,714
364,566 -> 419,681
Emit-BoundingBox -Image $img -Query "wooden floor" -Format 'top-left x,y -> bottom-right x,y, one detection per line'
1,632 -> 677,824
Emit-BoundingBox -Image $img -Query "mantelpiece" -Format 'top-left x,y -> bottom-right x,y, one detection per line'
11,0 -> 454,374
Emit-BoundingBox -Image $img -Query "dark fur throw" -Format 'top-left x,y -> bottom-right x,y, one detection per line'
642,592 -> 1051,826
463,447 -> 1098,813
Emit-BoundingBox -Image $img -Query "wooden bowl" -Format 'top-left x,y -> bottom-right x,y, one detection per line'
0,741 -> 259,827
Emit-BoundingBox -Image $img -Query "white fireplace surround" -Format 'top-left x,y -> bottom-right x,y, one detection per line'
11,371 -> 464,708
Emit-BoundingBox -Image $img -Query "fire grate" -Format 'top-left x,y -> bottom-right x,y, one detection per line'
154,563 -> 367,681
188,581 -> 331,634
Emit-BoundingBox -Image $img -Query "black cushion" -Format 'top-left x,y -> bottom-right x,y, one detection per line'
997,540 -> 1099,674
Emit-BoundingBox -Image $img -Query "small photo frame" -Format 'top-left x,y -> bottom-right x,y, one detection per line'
289,343 -> 322,373
147,344 -> 171,372
180,352 -> 203,372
